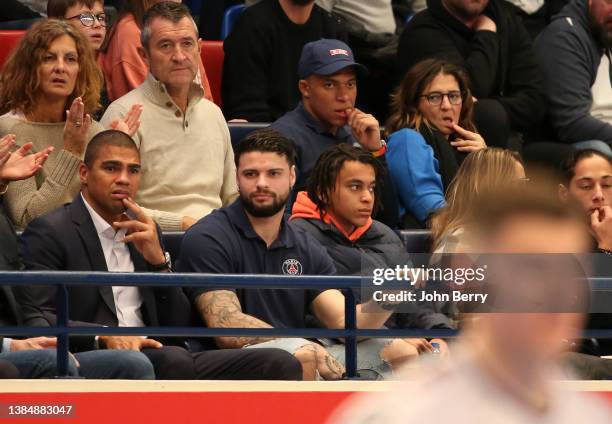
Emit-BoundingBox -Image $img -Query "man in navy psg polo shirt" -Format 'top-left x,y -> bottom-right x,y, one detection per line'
178,129 -> 401,380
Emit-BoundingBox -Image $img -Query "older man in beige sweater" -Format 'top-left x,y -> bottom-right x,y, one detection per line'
101,2 -> 237,231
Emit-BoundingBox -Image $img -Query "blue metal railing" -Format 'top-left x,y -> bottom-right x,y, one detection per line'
1,271 -> 612,379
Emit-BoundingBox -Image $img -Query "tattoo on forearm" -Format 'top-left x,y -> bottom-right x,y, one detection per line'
197,291 -> 274,347
323,354 -> 345,379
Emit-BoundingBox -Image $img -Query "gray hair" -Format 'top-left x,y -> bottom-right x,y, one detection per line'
140,1 -> 198,51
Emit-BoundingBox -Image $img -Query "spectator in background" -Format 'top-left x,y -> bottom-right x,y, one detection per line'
430,148 -> 526,255
0,19 -> 141,228
222,0 -> 346,122
289,144 -> 452,359
99,0 -> 213,102
316,0 -> 398,121
47,0 -> 108,51
179,129 -> 416,380
397,0 -> 545,149
270,39 -> 398,227
102,2 -> 237,231
535,0 -> 612,157
0,133 -> 57,379
559,149 -> 612,254
505,0 -> 569,39
246,0 -> 395,35
559,149 -> 612,369
427,148 -> 525,326
18,130 -> 301,380
385,59 -> 486,229
0,133 -> 156,380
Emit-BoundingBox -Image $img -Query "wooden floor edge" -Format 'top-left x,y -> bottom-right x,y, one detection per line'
0,380 -> 611,393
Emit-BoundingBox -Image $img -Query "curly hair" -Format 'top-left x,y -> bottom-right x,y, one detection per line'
385,58 -> 476,137
0,19 -> 102,116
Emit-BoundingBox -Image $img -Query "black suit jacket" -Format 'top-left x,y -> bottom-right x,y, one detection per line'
17,195 -> 193,352
0,199 -> 37,351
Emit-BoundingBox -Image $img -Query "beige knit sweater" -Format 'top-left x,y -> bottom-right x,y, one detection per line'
101,74 -> 238,231
0,116 -> 103,228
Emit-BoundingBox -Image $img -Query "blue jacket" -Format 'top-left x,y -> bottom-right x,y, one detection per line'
386,128 -> 446,224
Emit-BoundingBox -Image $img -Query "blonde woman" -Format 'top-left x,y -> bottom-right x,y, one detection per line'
430,148 -> 526,255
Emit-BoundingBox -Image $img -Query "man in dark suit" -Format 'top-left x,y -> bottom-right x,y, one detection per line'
18,130 -> 302,380
0,134 -> 153,379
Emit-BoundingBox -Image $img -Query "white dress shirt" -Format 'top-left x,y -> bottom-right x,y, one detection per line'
81,194 -> 145,327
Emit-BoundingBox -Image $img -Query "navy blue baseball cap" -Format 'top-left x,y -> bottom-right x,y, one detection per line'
298,39 -> 368,79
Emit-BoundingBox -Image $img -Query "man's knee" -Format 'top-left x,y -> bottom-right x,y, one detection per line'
110,350 -> 155,380
261,349 -> 302,380
294,343 -> 318,380
143,346 -> 195,379
0,359 -> 19,379
32,349 -> 78,378
380,339 -> 419,369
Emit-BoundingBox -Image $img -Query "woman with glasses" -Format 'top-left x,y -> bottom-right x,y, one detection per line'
98,0 -> 212,102
385,59 -> 487,228
0,19 -> 139,227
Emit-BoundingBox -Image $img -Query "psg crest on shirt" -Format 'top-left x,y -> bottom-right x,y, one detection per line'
282,259 -> 303,276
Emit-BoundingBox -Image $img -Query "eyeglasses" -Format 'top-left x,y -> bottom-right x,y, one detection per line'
66,12 -> 107,27
420,91 -> 463,106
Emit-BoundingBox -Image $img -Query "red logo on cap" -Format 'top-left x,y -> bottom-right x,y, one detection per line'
329,49 -> 349,56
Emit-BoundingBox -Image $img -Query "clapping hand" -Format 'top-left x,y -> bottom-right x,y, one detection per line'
0,134 -> 53,182
107,104 -> 143,137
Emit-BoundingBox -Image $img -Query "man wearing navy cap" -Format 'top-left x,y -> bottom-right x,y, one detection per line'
270,38 -> 397,226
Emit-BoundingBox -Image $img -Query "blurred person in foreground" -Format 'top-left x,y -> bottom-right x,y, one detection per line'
330,182 -> 612,423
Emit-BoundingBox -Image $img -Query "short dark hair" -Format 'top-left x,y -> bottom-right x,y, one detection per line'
84,130 -> 139,167
140,1 -> 196,50
47,0 -> 102,18
306,144 -> 384,215
561,149 -> 612,185
473,180 -> 585,241
234,128 -> 297,168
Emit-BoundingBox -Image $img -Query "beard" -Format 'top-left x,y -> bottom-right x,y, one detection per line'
591,22 -> 612,48
241,189 -> 290,218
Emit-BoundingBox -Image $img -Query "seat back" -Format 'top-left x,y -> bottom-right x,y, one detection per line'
220,4 -> 246,40
228,122 -> 270,148
162,232 -> 185,262
398,230 -> 432,253
184,0 -> 203,17
0,30 -> 26,71
200,40 -> 224,107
